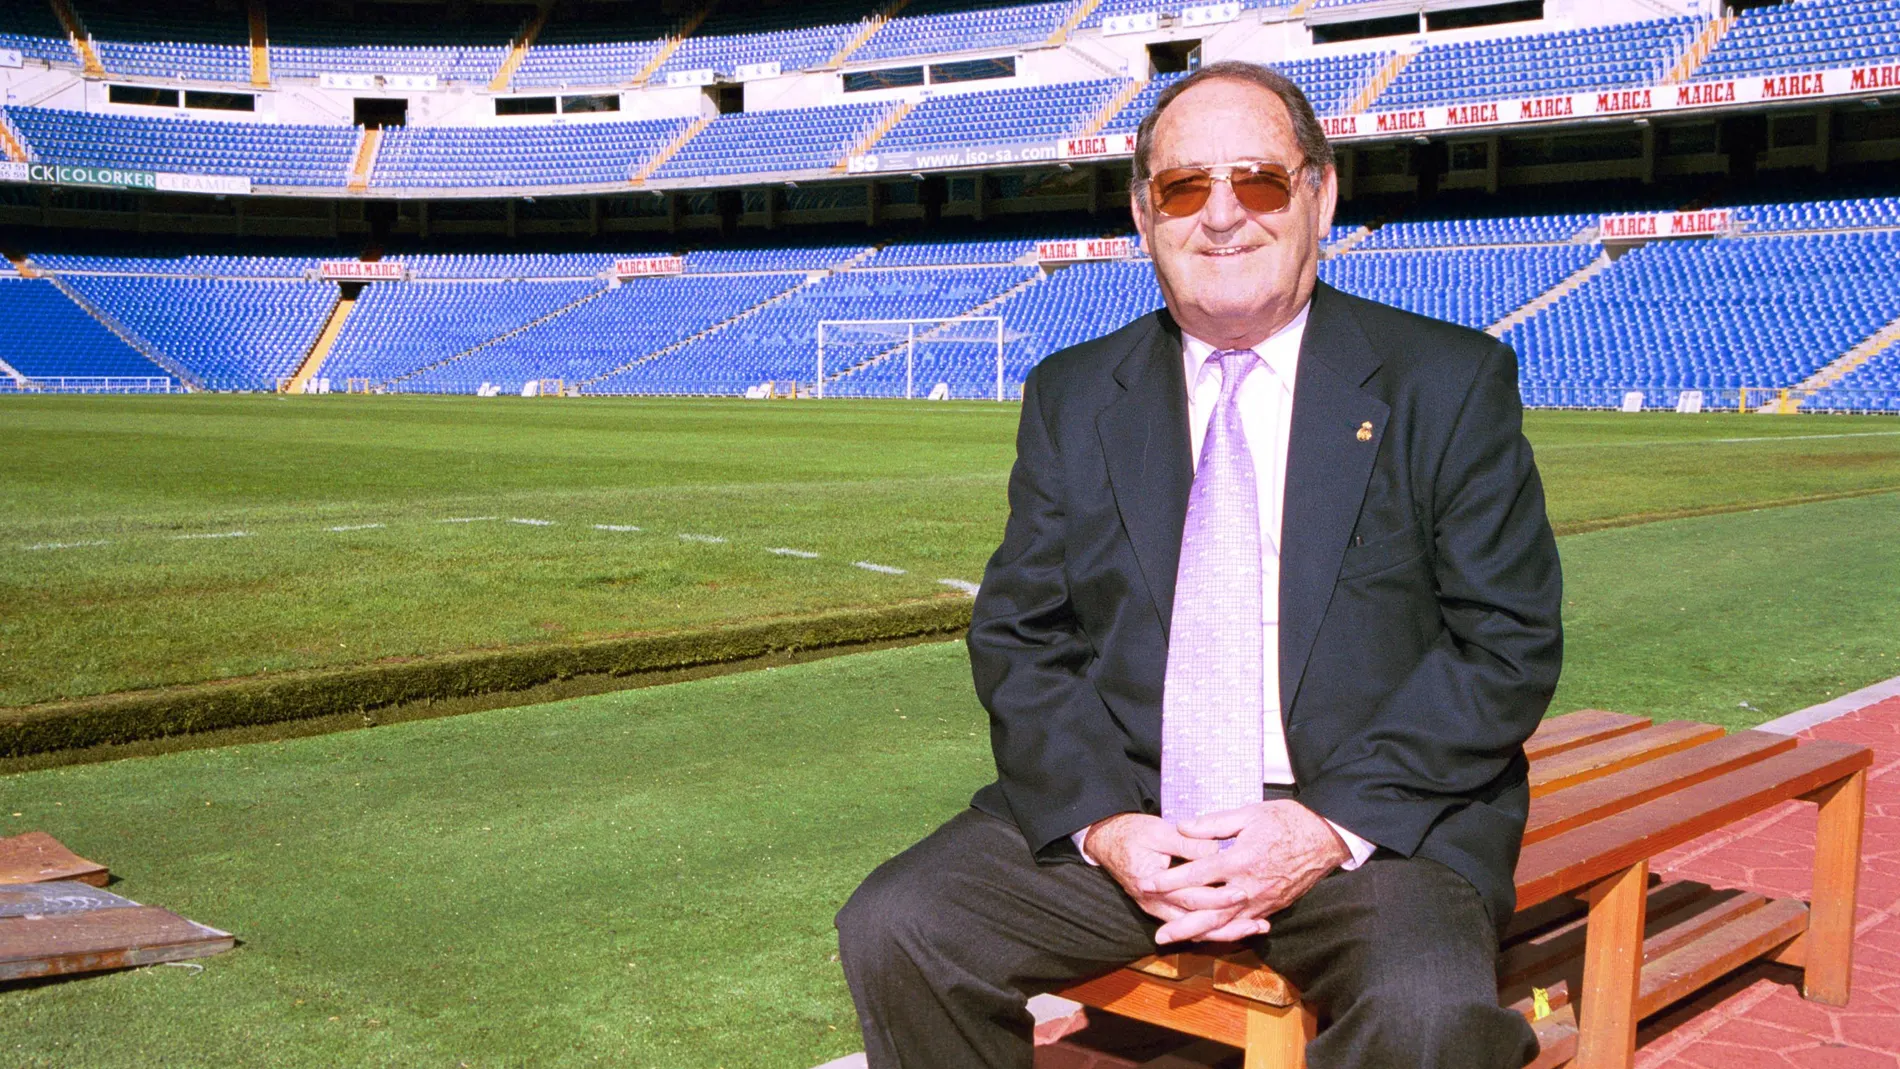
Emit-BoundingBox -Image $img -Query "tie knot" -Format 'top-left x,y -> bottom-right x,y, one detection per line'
1209,348 -> 1261,402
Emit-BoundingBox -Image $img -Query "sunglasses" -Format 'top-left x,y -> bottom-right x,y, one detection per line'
1147,160 -> 1303,218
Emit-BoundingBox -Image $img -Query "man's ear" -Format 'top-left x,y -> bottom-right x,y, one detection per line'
1316,165 -> 1339,237
1129,187 -> 1152,253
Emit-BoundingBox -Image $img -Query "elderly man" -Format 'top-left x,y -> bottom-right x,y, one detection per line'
837,61 -> 1562,1069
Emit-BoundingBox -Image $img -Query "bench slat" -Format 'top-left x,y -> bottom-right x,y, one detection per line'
1524,709 -> 1651,762
1529,721 -> 1725,798
1516,740 -> 1871,909
1058,970 -> 1251,1049
1496,879 -> 1712,988
1525,729 -> 1797,846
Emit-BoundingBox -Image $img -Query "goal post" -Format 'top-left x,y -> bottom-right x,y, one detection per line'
816,316 -> 1007,401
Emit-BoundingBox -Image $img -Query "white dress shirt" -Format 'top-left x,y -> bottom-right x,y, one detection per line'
1076,301 -> 1375,872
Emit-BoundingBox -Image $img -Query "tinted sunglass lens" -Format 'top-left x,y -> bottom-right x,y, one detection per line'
1156,174 -> 1211,216
1231,172 -> 1292,213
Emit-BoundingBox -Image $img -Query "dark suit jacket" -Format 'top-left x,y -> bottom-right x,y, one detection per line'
966,280 -> 1563,930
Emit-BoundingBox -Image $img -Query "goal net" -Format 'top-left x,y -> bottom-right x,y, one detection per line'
817,317 -> 1007,401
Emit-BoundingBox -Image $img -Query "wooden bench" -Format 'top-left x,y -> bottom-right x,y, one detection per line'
1058,709 -> 1872,1069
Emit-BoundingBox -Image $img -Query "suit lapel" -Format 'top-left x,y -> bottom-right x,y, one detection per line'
1280,283 -> 1390,712
1099,312 -> 1192,639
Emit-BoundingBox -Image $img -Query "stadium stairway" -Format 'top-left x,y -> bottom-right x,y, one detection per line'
826,0 -> 911,69
490,0 -> 556,91
631,115 -> 712,184
1665,13 -> 1735,83
1486,250 -> 1614,338
0,114 -> 29,164
248,0 -> 269,86
836,99 -> 916,172
577,274 -> 820,392
42,271 -> 203,390
283,289 -> 356,394
1073,77 -> 1147,141
632,0 -> 716,86
48,0 -> 104,77
379,283 -> 610,390
3,249 -> 38,277
348,128 -> 382,192
1794,311 -> 1900,407
1045,0 -> 1104,47
824,269 -> 1047,391
1350,52 -> 1416,115
1325,224 -> 1378,256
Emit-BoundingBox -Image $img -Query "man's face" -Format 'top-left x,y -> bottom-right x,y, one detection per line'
1131,78 -> 1338,350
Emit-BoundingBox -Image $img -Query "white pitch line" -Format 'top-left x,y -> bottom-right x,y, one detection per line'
854,561 -> 906,575
938,578 -> 980,596
24,540 -> 109,551
439,516 -> 499,523
769,547 -> 820,558
508,518 -> 555,526
1712,430 -> 1900,444
326,523 -> 386,532
679,534 -> 727,544
1540,430 -> 1900,450
594,524 -> 642,532
172,531 -> 250,540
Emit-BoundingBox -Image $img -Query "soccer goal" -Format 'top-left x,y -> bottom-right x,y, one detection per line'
816,317 -> 1006,401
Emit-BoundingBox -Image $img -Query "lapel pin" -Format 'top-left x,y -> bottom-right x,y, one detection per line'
1356,421 -> 1374,442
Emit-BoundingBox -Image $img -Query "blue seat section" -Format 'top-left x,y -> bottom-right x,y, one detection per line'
322,280 -> 604,385
1506,232 -> 1900,406
593,265 -> 1037,395
0,0 -> 76,66
1101,52 -> 1389,133
509,7 -> 675,88
1743,197 -> 1900,235
1320,244 -> 1600,331
657,0 -> 867,78
402,274 -> 804,394
1377,18 -> 1697,109
1360,214 -> 1595,249
867,236 -> 1037,267
85,1 -> 250,82
833,259 -> 1164,398
876,79 -> 1119,151
683,245 -> 869,272
400,253 -> 622,279
59,275 -> 339,391
0,276 -> 174,382
851,0 -> 1073,64
371,118 -> 690,188
4,105 -> 357,186
267,8 -> 527,84
27,252 -> 322,277
1812,345 -> 1900,412
652,101 -> 884,179
1696,0 -> 1900,81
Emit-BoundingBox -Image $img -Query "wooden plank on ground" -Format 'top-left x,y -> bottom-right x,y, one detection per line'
1525,730 -> 1798,846
0,832 -> 108,887
0,881 -> 138,917
1516,740 -> 1872,909
0,880 -> 233,982
1529,721 -> 1725,798
1525,710 -> 1651,762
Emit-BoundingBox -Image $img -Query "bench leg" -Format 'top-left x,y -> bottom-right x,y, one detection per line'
1242,1000 -> 1315,1069
1575,860 -> 1648,1069
1804,769 -> 1866,1007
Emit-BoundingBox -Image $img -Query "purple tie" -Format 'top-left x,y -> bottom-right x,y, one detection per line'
1160,348 -> 1267,824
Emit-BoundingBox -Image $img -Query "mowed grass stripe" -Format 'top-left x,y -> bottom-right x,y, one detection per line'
3,491 -> 1898,1068
2,396 -> 1897,707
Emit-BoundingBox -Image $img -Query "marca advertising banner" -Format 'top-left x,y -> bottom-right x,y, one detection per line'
848,141 -> 1060,173
1058,132 -> 1137,160
321,261 -> 406,281
1598,209 -> 1734,241
320,73 -> 438,91
614,256 -> 685,278
1037,237 -> 1135,263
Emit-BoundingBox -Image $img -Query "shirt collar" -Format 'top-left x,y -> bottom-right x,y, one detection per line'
1181,300 -> 1311,393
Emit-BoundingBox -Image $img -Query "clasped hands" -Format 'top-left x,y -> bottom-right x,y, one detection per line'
1085,800 -> 1350,945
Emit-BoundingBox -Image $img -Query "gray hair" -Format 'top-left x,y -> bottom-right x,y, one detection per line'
1130,60 -> 1336,204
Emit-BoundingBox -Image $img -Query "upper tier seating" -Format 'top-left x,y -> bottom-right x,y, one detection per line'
59,275 -> 339,391
5,106 -> 357,187
371,118 -> 692,189
1360,214 -> 1596,249
875,79 -> 1119,152
1099,52 -> 1389,134
1507,231 -> 1900,407
266,7 -> 532,84
509,6 -> 674,89
0,0 -> 76,66
83,1 -> 250,82
1695,0 -> 1900,81
0,276 -> 174,383
322,280 -> 605,386
397,253 -> 623,279
1377,17 -> 1698,110
851,0 -> 1073,64
867,237 -> 1037,266
1743,196 -> 1900,235
682,245 -> 871,272
400,274 -> 804,394
27,252 -> 321,277
1319,244 -> 1602,331
657,0 -> 868,78
651,101 -> 885,179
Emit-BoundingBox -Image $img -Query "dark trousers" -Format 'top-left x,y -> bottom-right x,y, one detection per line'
837,808 -> 1536,1069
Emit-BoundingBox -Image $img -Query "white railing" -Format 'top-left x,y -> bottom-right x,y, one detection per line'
3,376 -> 178,394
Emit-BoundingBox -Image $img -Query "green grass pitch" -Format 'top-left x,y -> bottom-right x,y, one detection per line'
0,395 -> 1898,1066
